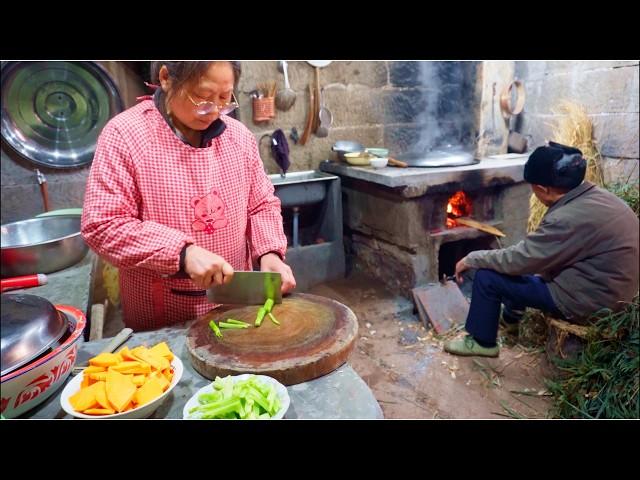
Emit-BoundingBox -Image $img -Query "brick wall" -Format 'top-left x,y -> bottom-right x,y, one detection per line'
515,60 -> 639,184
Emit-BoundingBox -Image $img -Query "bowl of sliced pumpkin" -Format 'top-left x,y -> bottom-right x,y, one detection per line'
60,341 -> 183,419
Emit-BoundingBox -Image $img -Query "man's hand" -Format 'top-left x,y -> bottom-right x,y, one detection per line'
184,245 -> 234,289
260,253 -> 296,294
455,256 -> 471,284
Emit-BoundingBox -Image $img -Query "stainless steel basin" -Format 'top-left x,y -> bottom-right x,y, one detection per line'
1,215 -> 88,277
269,170 -> 338,208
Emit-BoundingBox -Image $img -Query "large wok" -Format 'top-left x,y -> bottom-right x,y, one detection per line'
394,144 -> 479,168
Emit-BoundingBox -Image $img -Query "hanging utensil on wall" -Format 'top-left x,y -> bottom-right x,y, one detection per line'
270,129 -> 291,175
306,61 -> 332,134
299,84 -> 315,146
500,80 -> 528,154
1,62 -> 124,169
315,88 -> 333,138
35,169 -> 50,212
275,61 -> 296,111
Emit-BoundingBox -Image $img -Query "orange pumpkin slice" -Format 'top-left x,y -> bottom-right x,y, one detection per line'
106,370 -> 137,412
84,408 -> 116,415
149,342 -> 174,361
89,352 -> 120,367
134,376 -> 165,406
69,382 -> 100,412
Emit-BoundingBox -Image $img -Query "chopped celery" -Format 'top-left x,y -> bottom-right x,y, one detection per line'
209,320 -> 223,338
267,387 -> 276,413
264,298 -> 274,313
189,375 -> 283,419
219,322 -> 249,329
255,307 -> 267,327
225,319 -> 251,326
198,391 -> 222,405
268,312 -> 280,325
194,399 -> 242,419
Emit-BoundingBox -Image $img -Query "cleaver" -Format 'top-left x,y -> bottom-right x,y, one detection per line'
206,271 -> 282,305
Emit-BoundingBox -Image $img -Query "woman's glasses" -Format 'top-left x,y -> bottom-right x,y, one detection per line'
186,91 -> 239,116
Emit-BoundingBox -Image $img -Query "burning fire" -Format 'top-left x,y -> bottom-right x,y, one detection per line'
446,191 -> 472,228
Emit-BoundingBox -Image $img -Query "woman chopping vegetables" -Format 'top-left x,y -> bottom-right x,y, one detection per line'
81,61 -> 296,331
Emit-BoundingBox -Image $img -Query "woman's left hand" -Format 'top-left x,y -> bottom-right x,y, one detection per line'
260,253 -> 296,294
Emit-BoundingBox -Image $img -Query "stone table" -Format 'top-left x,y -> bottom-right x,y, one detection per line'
319,155 -> 529,196
21,324 -> 384,420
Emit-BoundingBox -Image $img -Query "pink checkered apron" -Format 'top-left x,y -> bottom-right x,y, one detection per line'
81,100 -> 286,331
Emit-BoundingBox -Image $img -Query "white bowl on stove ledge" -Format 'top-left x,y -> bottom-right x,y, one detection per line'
369,157 -> 388,169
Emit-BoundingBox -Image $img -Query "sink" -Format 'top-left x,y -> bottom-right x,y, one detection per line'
268,170 -> 338,208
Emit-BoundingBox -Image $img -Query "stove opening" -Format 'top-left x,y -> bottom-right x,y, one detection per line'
438,237 -> 495,279
446,191 -> 472,228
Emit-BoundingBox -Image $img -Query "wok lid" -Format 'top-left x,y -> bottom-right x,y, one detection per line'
1,293 -> 69,376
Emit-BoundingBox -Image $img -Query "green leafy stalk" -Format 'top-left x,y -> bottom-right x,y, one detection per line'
209,320 -> 223,338
264,298 -> 274,313
219,322 -> 249,329
225,319 -> 251,326
268,312 -> 280,325
255,307 -> 267,327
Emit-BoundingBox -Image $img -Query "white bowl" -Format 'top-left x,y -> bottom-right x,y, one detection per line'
183,374 -> 290,420
60,356 -> 183,419
369,157 -> 388,169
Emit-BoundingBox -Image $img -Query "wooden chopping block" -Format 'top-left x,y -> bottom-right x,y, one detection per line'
186,293 -> 358,385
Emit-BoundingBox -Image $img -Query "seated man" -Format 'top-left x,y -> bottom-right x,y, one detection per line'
445,141 -> 639,357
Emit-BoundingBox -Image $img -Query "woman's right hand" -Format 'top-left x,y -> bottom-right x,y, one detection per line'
184,245 -> 234,289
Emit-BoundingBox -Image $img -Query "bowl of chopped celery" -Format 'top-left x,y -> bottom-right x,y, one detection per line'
183,374 -> 290,420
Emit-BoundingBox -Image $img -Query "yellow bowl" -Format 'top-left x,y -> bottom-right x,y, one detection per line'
343,152 -> 371,166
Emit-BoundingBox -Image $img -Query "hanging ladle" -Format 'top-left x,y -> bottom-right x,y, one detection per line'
275,61 -> 296,111
316,87 -> 332,138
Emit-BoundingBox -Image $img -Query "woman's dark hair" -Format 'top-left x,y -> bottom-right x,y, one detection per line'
149,61 -> 242,92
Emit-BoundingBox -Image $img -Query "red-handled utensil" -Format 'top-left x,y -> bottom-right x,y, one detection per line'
1,274 -> 48,292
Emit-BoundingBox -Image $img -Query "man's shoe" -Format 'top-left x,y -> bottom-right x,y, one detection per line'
444,335 -> 499,358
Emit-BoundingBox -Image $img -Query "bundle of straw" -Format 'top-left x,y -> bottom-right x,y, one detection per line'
527,101 -> 606,232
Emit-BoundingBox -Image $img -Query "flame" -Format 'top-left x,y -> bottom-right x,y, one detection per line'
446,191 -> 472,228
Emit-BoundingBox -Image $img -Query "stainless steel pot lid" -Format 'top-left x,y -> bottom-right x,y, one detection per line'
1,293 -> 69,376
1,61 -> 123,169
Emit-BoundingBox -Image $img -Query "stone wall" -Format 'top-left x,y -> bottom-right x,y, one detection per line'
4,60 -> 635,226
515,60 -> 639,184
237,61 -> 480,174
1,61 -> 479,224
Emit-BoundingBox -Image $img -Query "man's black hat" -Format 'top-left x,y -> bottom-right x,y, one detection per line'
524,141 -> 587,189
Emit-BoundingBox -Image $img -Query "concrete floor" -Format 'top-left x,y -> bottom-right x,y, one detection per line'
102,270 -> 554,419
